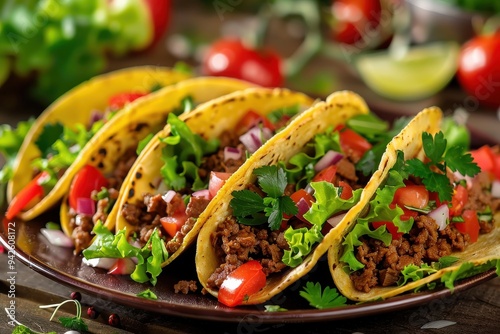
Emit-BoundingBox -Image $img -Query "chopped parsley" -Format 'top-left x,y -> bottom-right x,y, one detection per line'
299,282 -> 347,309
230,165 -> 297,230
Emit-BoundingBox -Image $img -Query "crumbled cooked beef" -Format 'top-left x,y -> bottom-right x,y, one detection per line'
199,131 -> 246,175
107,147 -> 138,189
206,217 -> 288,290
145,194 -> 167,214
336,158 -> 358,183
92,188 -> 119,224
174,280 -> 198,294
351,215 -> 471,292
186,196 -> 210,219
70,213 -> 94,255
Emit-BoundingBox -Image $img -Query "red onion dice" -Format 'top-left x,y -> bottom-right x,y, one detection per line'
76,197 -> 96,216
239,126 -> 273,153
428,204 -> 449,231
314,150 -> 344,172
224,147 -> 242,161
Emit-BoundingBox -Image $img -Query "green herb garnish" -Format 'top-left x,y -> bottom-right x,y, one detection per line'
299,282 -> 347,309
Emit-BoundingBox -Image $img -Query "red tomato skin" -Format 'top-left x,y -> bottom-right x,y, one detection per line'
393,185 -> 429,210
69,165 -> 109,211
5,172 -> 47,220
208,172 -> 232,199
284,189 -> 315,222
493,154 -> 500,180
218,260 -> 266,307
338,181 -> 353,200
454,210 -> 480,243
371,221 -> 403,240
331,0 -> 382,45
336,125 -> 372,159
143,0 -> 171,45
202,38 -> 283,87
313,165 -> 338,183
470,145 -> 495,174
108,92 -> 147,110
160,211 -> 188,238
449,184 -> 468,217
236,110 -> 275,133
457,33 -> 500,108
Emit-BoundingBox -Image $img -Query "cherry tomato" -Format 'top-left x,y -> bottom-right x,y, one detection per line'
236,110 -> 275,133
336,125 -> 372,159
449,184 -> 468,217
392,185 -> 429,210
457,33 -> 500,108
143,0 -> 171,45
470,145 -> 496,174
218,260 -> 266,307
5,172 -> 48,220
69,165 -> 109,211
371,221 -> 403,240
331,0 -> 382,45
160,211 -> 188,238
108,92 -> 147,110
338,180 -> 353,200
312,165 -> 338,183
202,38 -> 283,87
454,209 -> 480,243
208,172 -> 232,199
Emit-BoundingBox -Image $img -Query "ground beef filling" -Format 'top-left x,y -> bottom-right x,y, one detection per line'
351,215 -> 471,292
121,131 -> 246,254
69,148 -> 137,254
206,217 -> 289,290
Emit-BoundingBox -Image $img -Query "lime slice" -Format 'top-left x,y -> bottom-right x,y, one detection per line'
355,41 -> 460,101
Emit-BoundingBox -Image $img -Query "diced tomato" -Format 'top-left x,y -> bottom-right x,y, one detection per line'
5,172 -> 48,220
208,172 -> 232,199
493,154 -> 500,181
69,165 -> 109,211
470,145 -> 496,174
389,203 -> 418,221
392,185 -> 429,209
236,110 -> 275,133
160,211 -> 188,238
454,209 -> 480,243
108,92 -> 147,110
284,188 -> 315,222
335,124 -> 372,158
218,260 -> 266,307
312,165 -> 337,183
372,221 -> 403,240
107,258 -> 136,275
338,181 -> 353,200
449,184 -> 468,217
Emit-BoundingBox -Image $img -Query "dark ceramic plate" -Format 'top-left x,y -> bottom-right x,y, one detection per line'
0,208 -> 497,324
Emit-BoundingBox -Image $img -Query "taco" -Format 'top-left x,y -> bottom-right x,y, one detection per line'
56,77 -> 257,254
328,107 -> 500,302
81,87 -> 315,281
194,90 -> 393,307
6,66 -> 191,222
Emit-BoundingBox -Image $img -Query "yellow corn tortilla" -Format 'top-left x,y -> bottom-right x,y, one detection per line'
59,76 -> 257,239
110,87 -> 315,269
328,107 -> 500,302
195,91 -> 370,305
9,66 -> 191,221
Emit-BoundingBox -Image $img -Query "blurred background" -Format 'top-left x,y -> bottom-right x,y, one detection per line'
1,0 -> 499,143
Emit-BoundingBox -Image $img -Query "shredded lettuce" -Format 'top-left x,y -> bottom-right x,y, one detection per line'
441,260 -> 499,291
159,113 -> 219,191
82,222 -> 168,285
282,225 -> 323,267
280,127 -> 341,189
0,118 -> 34,182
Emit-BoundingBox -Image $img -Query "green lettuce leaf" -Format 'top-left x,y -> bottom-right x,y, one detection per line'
282,225 -> 323,267
441,260 -> 499,291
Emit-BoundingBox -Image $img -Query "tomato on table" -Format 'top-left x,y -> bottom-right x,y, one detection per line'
331,0 -> 382,45
335,125 -> 372,159
5,172 -> 49,220
202,38 -> 283,87
69,165 -> 109,211
371,221 -> 403,240
454,209 -> 480,243
457,32 -> 500,108
143,0 -> 171,46
218,260 -> 266,307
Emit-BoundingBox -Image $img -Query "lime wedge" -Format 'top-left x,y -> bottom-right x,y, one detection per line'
355,41 -> 460,101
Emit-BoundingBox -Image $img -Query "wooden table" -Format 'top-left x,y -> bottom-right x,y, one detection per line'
1,2 -> 500,333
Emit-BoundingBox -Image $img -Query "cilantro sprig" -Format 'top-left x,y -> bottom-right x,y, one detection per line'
230,165 -> 298,230
399,131 -> 480,202
299,282 -> 347,309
